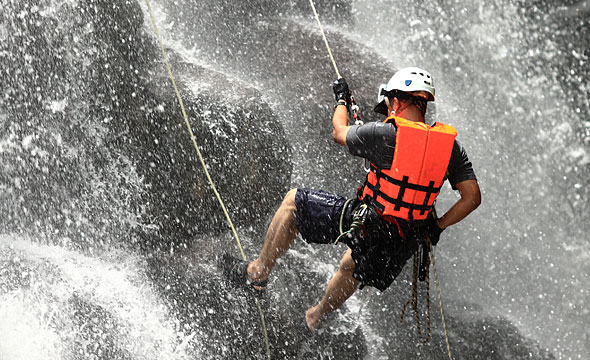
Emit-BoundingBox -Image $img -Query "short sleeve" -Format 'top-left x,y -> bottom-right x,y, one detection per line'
446,139 -> 477,189
346,122 -> 396,169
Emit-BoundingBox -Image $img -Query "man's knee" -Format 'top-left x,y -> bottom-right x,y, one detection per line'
335,252 -> 359,293
338,250 -> 356,276
282,188 -> 298,211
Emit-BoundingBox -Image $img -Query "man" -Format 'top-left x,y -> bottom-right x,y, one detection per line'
221,67 -> 481,333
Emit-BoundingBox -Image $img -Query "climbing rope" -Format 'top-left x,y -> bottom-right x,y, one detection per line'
308,0 -> 341,79
400,238 -> 454,359
430,242 -> 454,360
143,1 -> 271,358
400,241 -> 432,344
309,0 -> 365,128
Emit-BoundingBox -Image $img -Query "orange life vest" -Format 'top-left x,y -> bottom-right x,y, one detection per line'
359,116 -> 457,221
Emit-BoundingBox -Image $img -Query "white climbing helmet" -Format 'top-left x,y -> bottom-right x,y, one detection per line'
374,67 -> 435,115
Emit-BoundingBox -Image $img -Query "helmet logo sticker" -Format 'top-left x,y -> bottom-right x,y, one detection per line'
405,80 -> 412,86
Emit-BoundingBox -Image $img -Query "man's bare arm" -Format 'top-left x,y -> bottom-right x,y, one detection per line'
438,179 -> 481,229
332,104 -> 351,145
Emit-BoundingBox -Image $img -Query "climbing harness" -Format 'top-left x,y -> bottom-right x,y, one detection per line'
142,1 -> 271,359
334,201 -> 368,245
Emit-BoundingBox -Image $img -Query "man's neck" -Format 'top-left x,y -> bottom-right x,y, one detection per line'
394,110 -> 425,123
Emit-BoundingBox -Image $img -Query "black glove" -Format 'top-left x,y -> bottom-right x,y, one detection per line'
332,78 -> 351,103
424,214 -> 444,246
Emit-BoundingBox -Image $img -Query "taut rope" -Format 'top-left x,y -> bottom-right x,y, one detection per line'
143,1 -> 271,358
308,0 -> 341,79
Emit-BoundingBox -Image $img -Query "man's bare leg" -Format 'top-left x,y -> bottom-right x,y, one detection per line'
305,248 -> 360,332
246,189 -> 298,284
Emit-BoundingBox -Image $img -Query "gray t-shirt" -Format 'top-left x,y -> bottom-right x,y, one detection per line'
346,122 -> 476,189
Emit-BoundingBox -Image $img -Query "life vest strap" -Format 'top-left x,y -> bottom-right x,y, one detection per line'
368,164 -> 440,217
365,181 -> 434,213
370,164 -> 442,195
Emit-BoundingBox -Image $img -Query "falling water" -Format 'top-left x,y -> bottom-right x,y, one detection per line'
1,0 -> 588,359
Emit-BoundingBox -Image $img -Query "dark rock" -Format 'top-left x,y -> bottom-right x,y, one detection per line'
143,246 -> 368,359
0,0 -> 291,251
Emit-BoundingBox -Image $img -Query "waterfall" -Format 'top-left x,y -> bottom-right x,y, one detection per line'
1,0 -> 587,359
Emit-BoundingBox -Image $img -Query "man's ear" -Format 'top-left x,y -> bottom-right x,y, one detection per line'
389,97 -> 401,115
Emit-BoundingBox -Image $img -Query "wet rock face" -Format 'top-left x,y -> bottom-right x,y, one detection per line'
0,0 -> 291,250
162,0 -> 388,194
143,246 -> 557,360
141,56 -> 292,246
0,0 -> 569,359
0,0 -> 152,249
144,251 -> 369,360
161,0 -> 351,33
0,236 -> 557,360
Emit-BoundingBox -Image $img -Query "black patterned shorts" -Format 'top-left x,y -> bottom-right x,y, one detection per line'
294,188 -> 418,291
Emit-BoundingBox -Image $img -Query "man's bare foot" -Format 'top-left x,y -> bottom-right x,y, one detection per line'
305,305 -> 322,333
